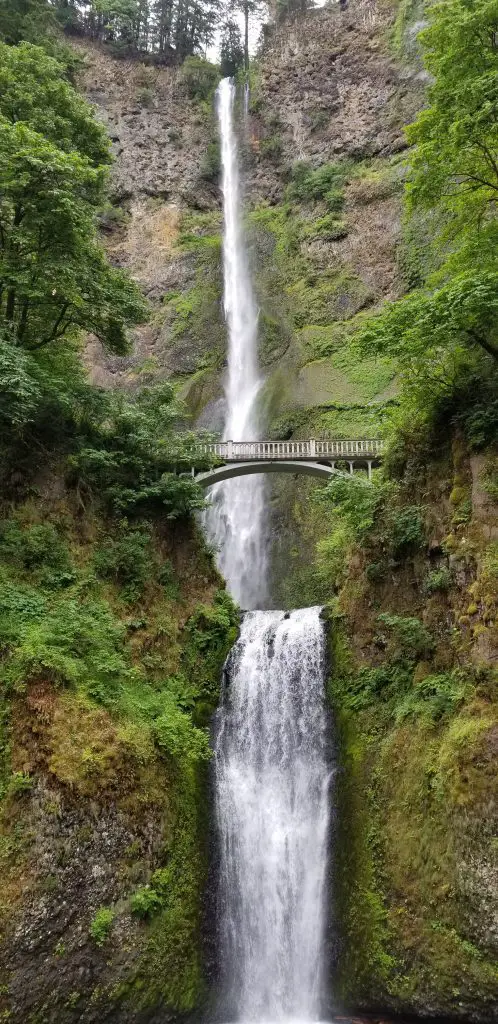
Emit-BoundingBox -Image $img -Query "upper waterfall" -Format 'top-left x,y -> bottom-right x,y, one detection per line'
203,78 -> 268,609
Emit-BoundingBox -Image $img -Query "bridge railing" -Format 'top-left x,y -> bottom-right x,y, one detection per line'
191,439 -> 385,461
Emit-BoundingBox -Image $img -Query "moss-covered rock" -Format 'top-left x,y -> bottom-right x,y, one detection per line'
325,439 -> 498,1022
0,487 -> 238,1024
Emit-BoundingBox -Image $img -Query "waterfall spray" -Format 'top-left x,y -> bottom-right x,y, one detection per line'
203,78 -> 268,610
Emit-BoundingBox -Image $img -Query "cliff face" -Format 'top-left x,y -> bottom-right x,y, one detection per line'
0,483 -> 238,1023
51,5 -> 497,1022
78,2 -> 425,596
79,2 -> 423,428
329,439 -> 498,1021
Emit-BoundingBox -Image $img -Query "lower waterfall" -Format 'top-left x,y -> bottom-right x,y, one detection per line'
213,607 -> 332,1022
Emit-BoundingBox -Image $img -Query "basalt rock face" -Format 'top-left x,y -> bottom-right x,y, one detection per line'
76,41 -> 217,207
249,2 -> 424,203
76,40 -> 224,393
79,2 -> 424,417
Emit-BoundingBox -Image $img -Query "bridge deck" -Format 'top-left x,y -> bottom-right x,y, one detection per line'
192,439 -> 384,462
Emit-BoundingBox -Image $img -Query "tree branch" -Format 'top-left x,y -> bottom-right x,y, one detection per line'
27,302 -> 71,349
468,329 -> 498,361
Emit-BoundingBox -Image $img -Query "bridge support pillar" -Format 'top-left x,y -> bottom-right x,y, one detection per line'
348,461 -> 355,475
367,460 -> 373,481
227,440 -> 233,460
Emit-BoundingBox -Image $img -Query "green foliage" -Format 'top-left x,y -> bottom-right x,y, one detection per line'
200,140 -> 220,182
287,160 -> 349,210
94,526 -> 153,601
356,235 -> 498,364
130,885 -> 163,919
423,566 -> 453,594
180,56 -> 219,102
68,385 -> 207,518
136,86 -> 154,108
377,613 -> 434,662
389,504 -> 425,556
406,0 -> 498,227
0,0 -> 54,47
0,519 -> 75,588
341,663 -> 413,714
89,907 -> 115,947
0,44 -> 147,355
0,42 -> 110,164
260,134 -> 283,161
352,0 -> 498,467
220,18 -> 244,78
0,572 -> 130,694
394,672 -> 469,724
181,590 -> 239,725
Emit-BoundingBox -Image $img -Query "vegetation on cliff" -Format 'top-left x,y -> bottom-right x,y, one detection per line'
316,2 -> 498,1017
0,11 -> 238,1022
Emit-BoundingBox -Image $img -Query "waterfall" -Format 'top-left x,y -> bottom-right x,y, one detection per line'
214,608 -> 332,1021
204,79 -> 332,1024
203,77 -> 268,610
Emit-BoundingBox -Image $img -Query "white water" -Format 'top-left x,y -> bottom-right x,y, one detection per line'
203,78 -> 268,610
214,608 -> 332,1021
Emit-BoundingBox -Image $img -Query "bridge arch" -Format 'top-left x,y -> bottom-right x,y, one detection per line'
195,460 -> 339,488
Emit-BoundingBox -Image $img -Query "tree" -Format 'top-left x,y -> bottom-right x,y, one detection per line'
0,43 -> 146,353
354,0 -> 498,374
0,0 -> 53,45
0,118 -> 146,352
407,0 -> 498,230
231,0 -> 267,71
0,41 -> 110,166
220,17 -> 244,78
356,250 -> 498,364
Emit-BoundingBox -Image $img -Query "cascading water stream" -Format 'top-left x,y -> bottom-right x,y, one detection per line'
204,79 -> 333,1024
203,78 -> 268,610
214,608 -> 332,1022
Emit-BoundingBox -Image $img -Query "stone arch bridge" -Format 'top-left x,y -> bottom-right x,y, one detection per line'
189,439 -> 384,488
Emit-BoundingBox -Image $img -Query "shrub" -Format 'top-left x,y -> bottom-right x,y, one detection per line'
180,56 -> 219,101
261,135 -> 283,161
158,560 -> 179,600
201,140 -> 220,182
377,614 -> 434,662
93,526 -> 153,601
389,505 -> 425,556
130,885 -> 162,919
343,663 -> 413,712
89,907 -> 115,947
287,161 -> 349,209
423,567 -> 453,593
136,86 -> 154,108
0,520 -> 75,589
395,672 -> 469,724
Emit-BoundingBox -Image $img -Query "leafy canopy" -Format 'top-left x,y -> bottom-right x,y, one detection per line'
353,0 -> 498,449
407,0 -> 498,227
0,43 -> 147,353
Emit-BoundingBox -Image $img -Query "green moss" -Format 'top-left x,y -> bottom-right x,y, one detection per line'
288,271 -> 372,329
124,759 -> 213,1013
328,625 -> 396,1002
